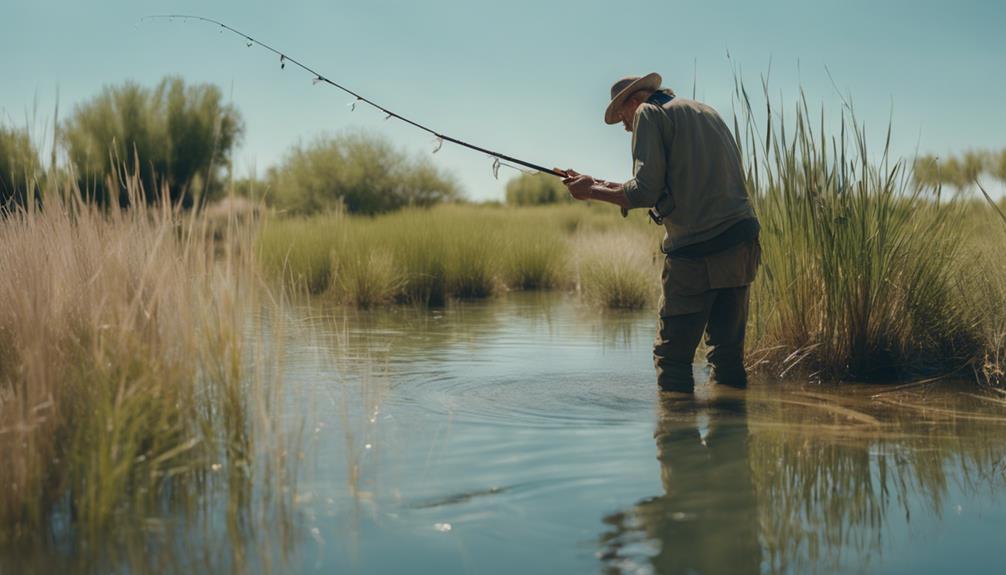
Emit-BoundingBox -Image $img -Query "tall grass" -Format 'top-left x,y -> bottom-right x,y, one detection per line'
736,84 -> 981,379
0,178 -> 297,566
258,203 -> 646,306
960,188 -> 1006,385
574,228 -> 661,309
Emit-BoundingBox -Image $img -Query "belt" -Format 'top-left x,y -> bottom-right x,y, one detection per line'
664,218 -> 760,258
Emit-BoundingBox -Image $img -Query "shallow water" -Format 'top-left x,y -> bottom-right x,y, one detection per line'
7,292 -> 1006,574
282,292 -> 1006,575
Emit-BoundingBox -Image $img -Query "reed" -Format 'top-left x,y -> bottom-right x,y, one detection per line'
735,84 -> 980,379
0,177 -> 297,565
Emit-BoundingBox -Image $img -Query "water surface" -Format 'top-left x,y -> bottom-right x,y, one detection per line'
282,292 -> 1006,575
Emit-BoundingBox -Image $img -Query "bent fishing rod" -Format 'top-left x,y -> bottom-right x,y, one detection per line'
142,14 -> 569,180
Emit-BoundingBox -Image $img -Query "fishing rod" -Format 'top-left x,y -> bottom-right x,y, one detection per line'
142,14 -> 569,180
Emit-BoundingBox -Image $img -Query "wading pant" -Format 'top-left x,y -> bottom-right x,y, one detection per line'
653,239 -> 760,392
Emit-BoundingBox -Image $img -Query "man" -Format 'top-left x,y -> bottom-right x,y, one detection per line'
561,73 -> 761,393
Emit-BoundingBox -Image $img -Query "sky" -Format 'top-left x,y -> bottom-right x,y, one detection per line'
3,0 -> 1005,201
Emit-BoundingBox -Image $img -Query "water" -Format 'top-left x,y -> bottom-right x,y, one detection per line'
281,292 -> 1006,575
7,292 -> 1006,574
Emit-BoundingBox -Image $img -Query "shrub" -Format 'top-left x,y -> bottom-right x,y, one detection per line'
62,76 -> 242,208
265,131 -> 460,215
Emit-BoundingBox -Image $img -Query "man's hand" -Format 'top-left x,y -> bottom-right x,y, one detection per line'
560,169 -> 595,201
556,168 -> 630,212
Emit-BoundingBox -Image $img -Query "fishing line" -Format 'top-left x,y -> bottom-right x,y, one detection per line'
141,14 -> 568,180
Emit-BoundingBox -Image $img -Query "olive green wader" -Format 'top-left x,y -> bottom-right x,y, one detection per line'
611,85 -> 760,391
655,237 -> 761,392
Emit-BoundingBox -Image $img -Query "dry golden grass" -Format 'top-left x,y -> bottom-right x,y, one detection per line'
0,179 -> 297,564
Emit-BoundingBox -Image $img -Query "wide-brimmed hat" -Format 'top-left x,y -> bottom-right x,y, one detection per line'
604,72 -> 662,125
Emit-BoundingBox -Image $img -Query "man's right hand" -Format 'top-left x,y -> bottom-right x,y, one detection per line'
560,169 -> 595,201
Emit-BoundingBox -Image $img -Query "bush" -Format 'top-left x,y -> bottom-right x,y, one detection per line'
62,77 -> 242,208
0,125 -> 40,212
265,131 -> 460,215
505,172 -> 571,206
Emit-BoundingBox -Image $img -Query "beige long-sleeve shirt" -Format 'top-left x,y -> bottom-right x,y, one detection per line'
622,92 -> 756,253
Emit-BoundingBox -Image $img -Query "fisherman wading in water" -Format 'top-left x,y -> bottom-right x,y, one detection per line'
561,73 -> 761,393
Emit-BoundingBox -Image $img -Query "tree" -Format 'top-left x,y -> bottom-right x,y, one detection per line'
62,77 -> 242,208
266,131 -> 460,215
0,125 -> 40,212
992,149 -> 1006,185
944,150 -> 986,189
913,150 -> 1000,191
504,172 -> 570,206
912,154 -> 942,189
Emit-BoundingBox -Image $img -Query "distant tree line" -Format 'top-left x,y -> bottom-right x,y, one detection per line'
913,149 -> 1006,190
1,76 -> 461,214
6,78 -> 1005,215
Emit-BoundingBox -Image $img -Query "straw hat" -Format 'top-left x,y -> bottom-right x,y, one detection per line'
604,72 -> 662,125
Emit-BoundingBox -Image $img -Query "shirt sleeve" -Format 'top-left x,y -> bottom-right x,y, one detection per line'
622,104 -> 670,209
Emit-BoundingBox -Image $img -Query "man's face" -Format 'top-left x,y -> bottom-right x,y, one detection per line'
618,95 -> 643,133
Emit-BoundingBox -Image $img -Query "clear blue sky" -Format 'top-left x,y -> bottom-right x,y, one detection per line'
4,0 -> 1004,201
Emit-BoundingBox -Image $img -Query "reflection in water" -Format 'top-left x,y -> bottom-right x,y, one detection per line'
601,383 -> 1006,575
748,385 -> 1006,574
600,389 -> 761,574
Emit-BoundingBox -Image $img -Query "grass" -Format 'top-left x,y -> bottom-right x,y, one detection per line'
0,178 -> 298,568
958,198 -> 1006,385
258,202 -> 656,308
733,84 -> 986,380
574,228 -> 661,309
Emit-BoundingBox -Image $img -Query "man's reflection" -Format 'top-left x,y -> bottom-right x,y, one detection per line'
600,389 -> 761,574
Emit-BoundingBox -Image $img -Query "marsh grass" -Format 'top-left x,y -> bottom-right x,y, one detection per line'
575,229 -> 661,309
0,177 -> 298,569
735,82 -> 983,379
957,198 -> 1006,385
258,203 -> 651,307
332,248 -> 404,308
